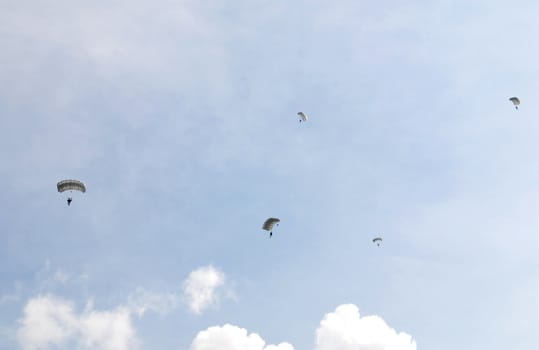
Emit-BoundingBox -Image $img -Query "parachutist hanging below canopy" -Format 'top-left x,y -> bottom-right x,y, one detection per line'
262,218 -> 280,238
297,112 -> 308,123
57,179 -> 86,206
509,97 -> 520,110
372,237 -> 382,247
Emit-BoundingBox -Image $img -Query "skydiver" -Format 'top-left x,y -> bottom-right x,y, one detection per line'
67,197 -> 72,206
270,231 -> 273,238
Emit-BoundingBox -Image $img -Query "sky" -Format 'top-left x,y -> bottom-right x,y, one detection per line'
1,0 -> 539,349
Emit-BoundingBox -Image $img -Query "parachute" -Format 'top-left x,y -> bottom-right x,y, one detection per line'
297,112 -> 308,123
509,97 -> 520,110
57,179 -> 86,206
372,237 -> 382,246
57,180 -> 86,193
262,218 -> 280,238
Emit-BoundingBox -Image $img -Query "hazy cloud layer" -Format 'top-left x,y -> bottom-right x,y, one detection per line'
4,1 -> 539,349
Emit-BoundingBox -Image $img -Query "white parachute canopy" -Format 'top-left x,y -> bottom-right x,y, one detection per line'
509,97 -> 520,109
57,179 -> 86,193
297,112 -> 308,122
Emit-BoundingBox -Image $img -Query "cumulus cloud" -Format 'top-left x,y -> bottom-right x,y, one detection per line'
189,324 -> 294,350
183,265 -> 226,314
314,304 -> 416,350
189,304 -> 414,350
17,296 -> 414,350
17,296 -> 77,350
17,295 -> 138,350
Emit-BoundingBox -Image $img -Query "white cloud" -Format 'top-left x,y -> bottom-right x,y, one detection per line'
128,265 -> 233,316
189,304 -> 415,350
17,295 -> 138,350
189,324 -> 294,350
78,306 -> 137,350
314,304 -> 416,350
17,296 -> 77,350
183,265 -> 226,314
16,289 -> 413,350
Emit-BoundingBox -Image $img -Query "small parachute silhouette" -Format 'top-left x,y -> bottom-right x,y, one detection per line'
297,112 -> 308,123
372,237 -> 383,247
57,179 -> 86,206
509,97 -> 520,110
262,218 -> 280,238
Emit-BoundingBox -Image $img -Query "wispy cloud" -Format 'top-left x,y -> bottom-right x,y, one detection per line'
127,264 -> 233,316
0,294 -> 20,306
126,287 -> 180,317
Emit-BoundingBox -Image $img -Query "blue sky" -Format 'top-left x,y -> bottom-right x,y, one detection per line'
2,1 -> 539,349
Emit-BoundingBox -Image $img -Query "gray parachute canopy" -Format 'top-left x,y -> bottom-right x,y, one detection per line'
372,237 -> 383,246
297,112 -> 308,122
57,180 -> 86,193
509,97 -> 520,109
262,218 -> 280,231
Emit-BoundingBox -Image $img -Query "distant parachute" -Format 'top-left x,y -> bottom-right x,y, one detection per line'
297,112 -> 308,123
372,237 -> 382,247
57,180 -> 86,193
57,179 -> 86,206
262,218 -> 280,238
509,97 -> 520,110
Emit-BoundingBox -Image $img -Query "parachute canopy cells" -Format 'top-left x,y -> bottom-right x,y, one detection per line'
509,97 -> 520,109
297,112 -> 308,122
262,218 -> 280,232
57,179 -> 86,193
372,237 -> 382,246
